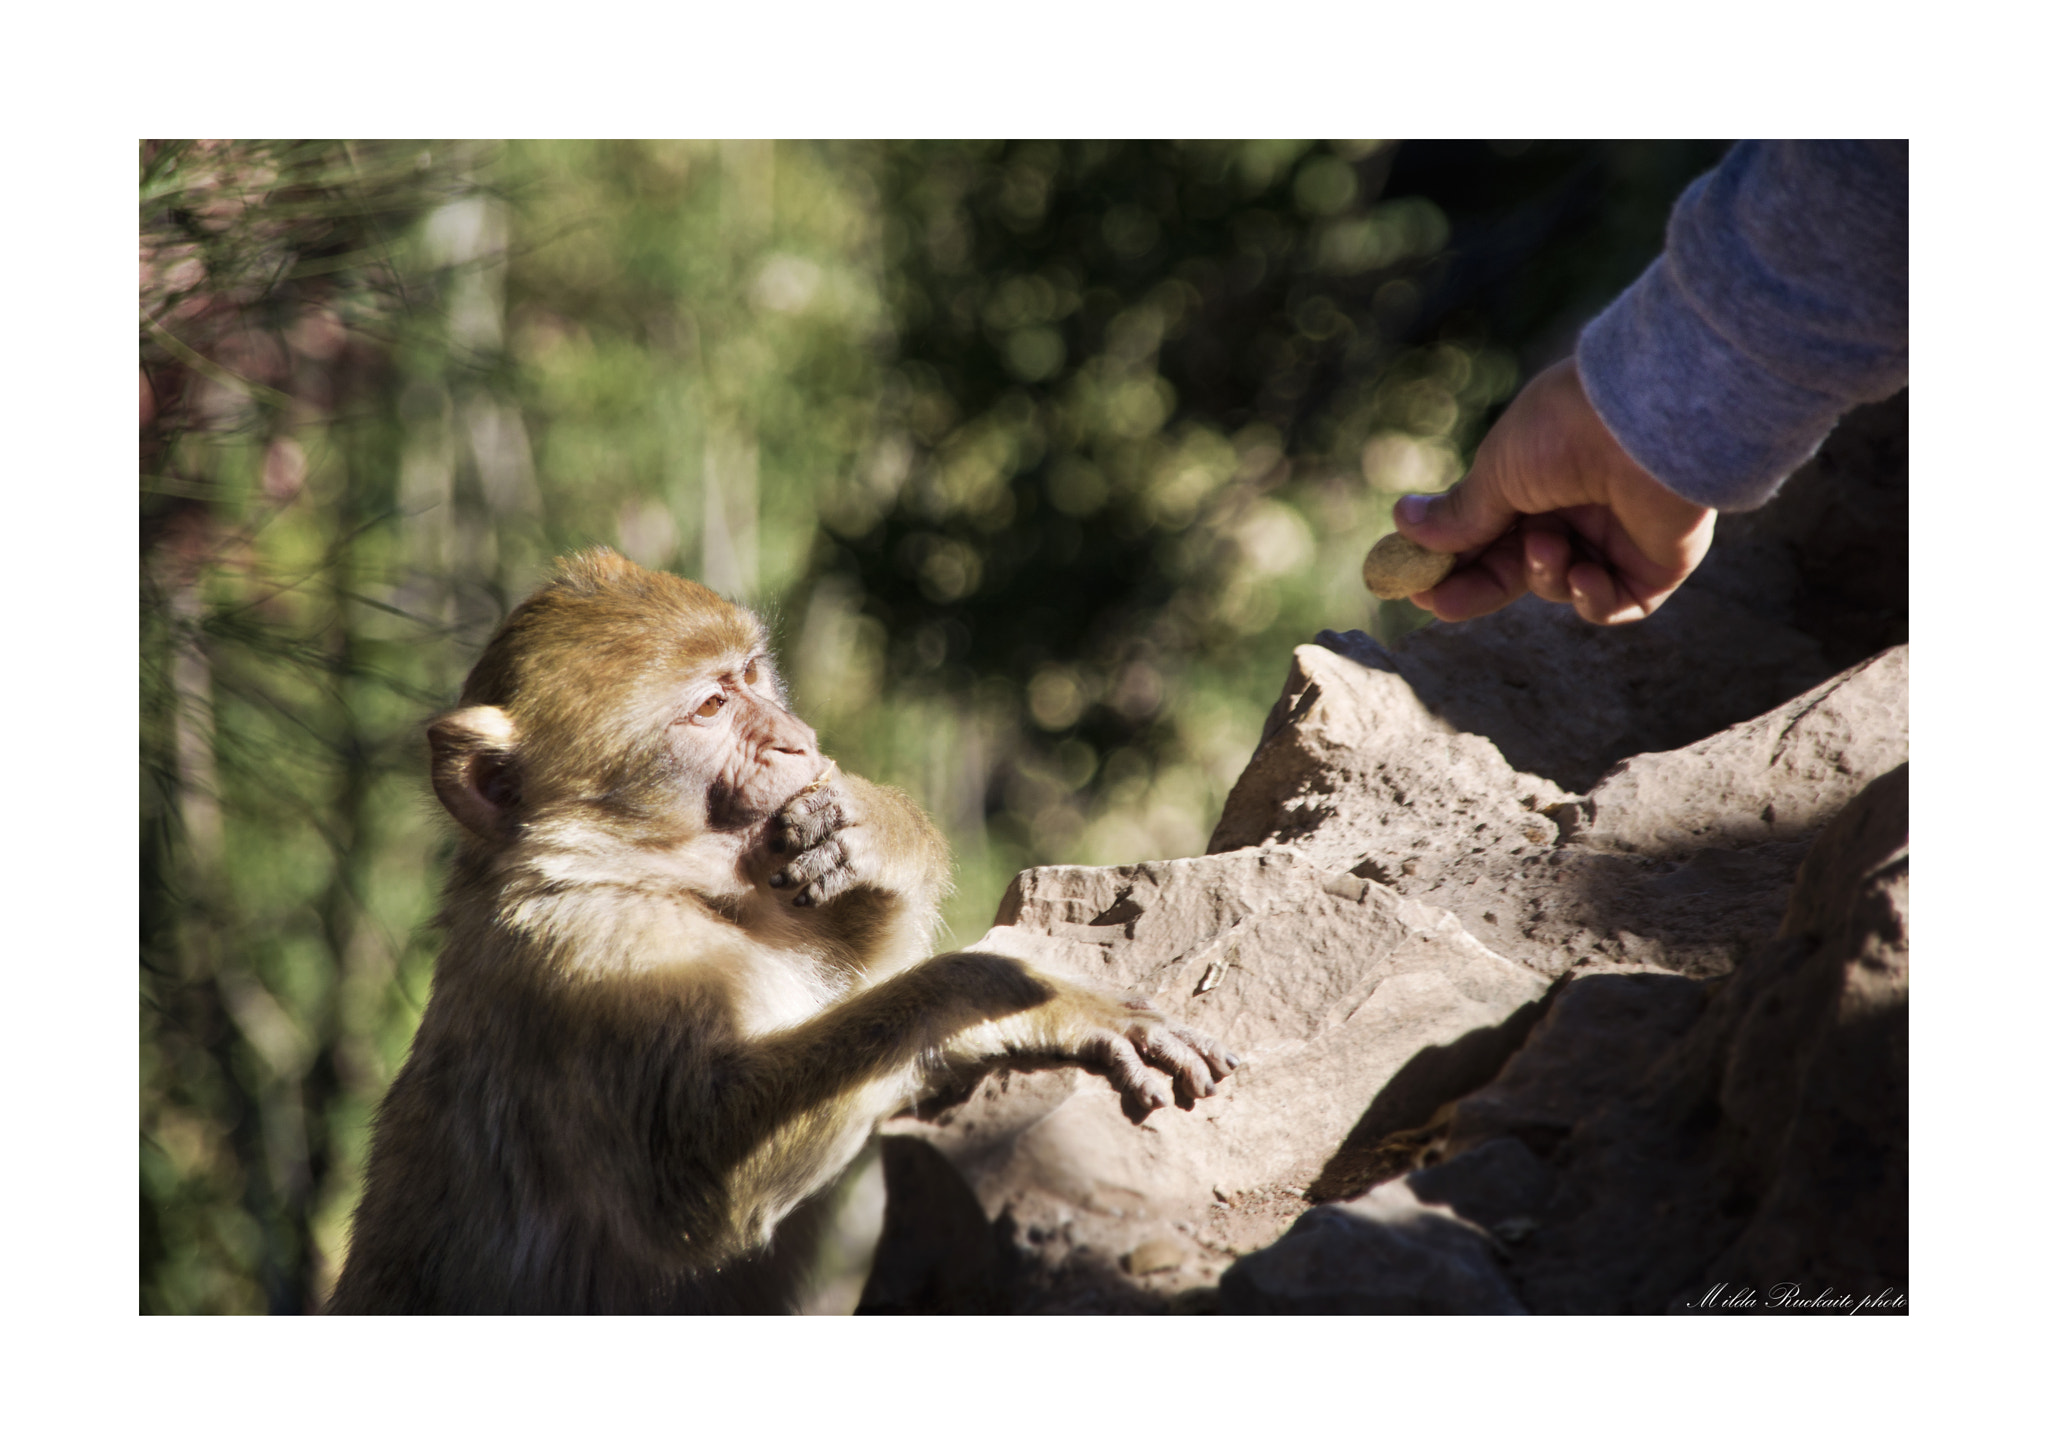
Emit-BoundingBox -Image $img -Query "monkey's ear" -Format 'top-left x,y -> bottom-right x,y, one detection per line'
428,706 -> 522,841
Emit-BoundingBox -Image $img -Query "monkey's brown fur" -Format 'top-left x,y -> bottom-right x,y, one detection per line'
328,549 -> 1235,1313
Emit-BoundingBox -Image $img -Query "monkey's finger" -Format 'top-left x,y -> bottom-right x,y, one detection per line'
1122,1000 -> 1239,1082
1092,1032 -> 1173,1112
771,790 -> 847,855
1174,1024 -> 1241,1080
768,809 -> 806,855
798,861 -> 862,906
1131,1010 -> 1239,1080
774,839 -> 842,888
1130,1021 -> 1218,1102
770,848 -> 823,893
777,839 -> 862,906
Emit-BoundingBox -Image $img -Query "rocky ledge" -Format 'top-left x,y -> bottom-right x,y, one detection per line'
858,393 -> 1908,1316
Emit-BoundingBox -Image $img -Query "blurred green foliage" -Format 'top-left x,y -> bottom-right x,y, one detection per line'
139,137 -> 1725,1313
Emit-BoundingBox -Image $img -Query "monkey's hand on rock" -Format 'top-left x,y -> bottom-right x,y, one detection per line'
930,962 -> 1240,1121
1065,992 -> 1241,1119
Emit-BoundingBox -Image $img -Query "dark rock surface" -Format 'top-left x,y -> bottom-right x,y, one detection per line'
1437,765 -> 1909,1314
1220,1181 -> 1527,1315
1573,645 -> 1907,858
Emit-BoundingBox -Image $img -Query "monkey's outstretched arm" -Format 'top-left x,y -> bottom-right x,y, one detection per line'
737,952 -> 1049,1120
708,951 -> 1236,1245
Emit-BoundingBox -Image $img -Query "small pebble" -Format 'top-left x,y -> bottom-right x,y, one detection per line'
1122,1236 -> 1187,1276
1362,532 -> 1456,599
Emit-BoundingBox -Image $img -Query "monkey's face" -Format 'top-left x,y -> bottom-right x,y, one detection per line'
431,550 -> 831,853
665,651 -> 828,832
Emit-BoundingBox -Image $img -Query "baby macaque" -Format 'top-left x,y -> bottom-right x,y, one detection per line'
327,548 -> 1235,1313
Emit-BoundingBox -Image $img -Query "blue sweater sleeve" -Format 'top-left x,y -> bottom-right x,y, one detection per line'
1574,140 -> 1908,512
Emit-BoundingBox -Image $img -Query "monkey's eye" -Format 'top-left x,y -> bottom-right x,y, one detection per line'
693,694 -> 727,721
742,660 -> 761,687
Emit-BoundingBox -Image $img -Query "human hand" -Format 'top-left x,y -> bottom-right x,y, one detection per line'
1394,359 -> 1717,625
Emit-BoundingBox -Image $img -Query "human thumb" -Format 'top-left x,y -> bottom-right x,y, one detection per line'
1393,468 -> 1519,557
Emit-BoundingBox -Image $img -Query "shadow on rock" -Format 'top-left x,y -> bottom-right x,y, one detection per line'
1231,766 -> 1905,1314
1478,766 -> 1905,1313
1307,978 -> 1568,1202
857,1135 -> 1016,1314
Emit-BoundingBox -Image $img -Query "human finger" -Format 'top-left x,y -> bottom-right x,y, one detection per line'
1559,502 -> 1709,624
1521,519 -> 1578,604
1566,561 -> 1642,626
1409,534 -> 1528,621
1393,467 -> 1522,559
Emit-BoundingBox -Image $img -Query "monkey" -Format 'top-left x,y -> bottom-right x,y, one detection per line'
326,547 -> 1237,1313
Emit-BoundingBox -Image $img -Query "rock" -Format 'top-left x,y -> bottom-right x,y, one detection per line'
1208,765 -> 1907,1317
1208,642 -> 1565,891
855,1136 -> 1010,1315
1219,1180 -> 1526,1314
1362,532 -> 1456,599
879,846 -> 1552,1312
1444,969 -> 1708,1157
1315,593 -> 1833,796
1706,391 -> 1908,669
1122,1236 -> 1189,1276
1437,766 -> 1909,1314
1205,639 -> 1838,980
1406,1136 -> 1556,1234
862,395 -> 1906,1314
1572,646 -> 1908,857
1690,761 -> 1908,1305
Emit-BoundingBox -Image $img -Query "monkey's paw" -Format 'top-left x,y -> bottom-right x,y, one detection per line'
766,783 -> 863,907
1081,998 -> 1241,1121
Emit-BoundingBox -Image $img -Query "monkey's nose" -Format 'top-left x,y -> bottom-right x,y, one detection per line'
771,725 -> 821,756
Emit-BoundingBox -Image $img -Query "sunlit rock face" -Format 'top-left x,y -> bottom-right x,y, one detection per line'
873,848 -> 1555,1312
861,393 -> 1907,1316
